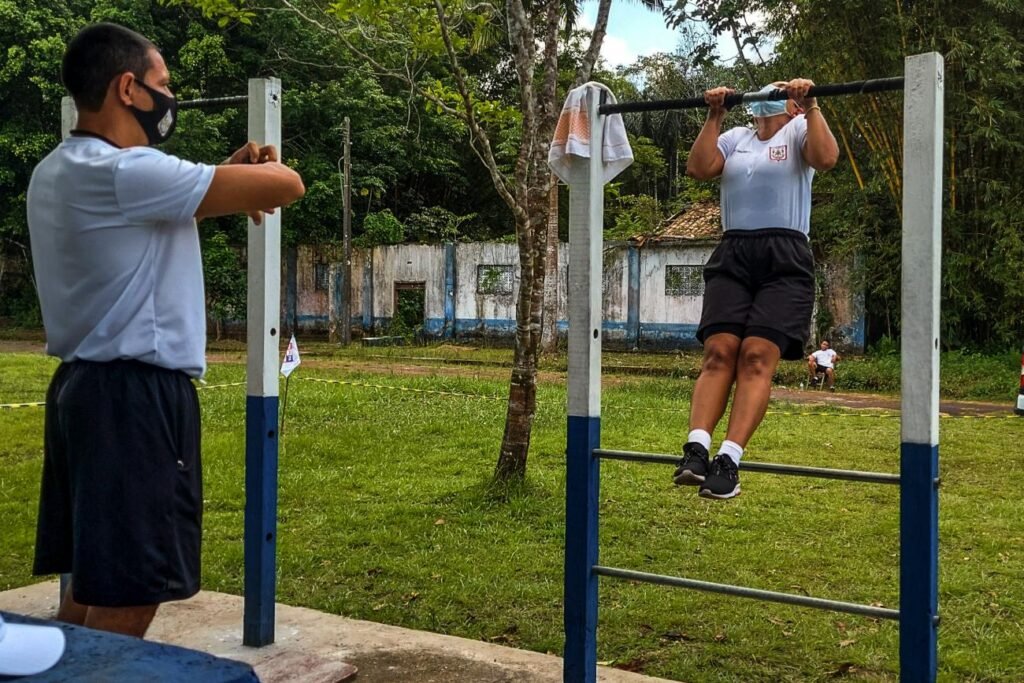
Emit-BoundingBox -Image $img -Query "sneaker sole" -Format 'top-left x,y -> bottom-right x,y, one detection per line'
673,470 -> 705,486
698,486 -> 741,500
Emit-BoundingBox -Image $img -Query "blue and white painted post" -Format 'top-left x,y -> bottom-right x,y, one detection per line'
563,86 -> 605,683
899,53 -> 943,683
244,77 -> 282,648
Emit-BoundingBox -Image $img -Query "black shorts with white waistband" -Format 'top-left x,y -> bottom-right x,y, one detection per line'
33,359 -> 202,607
697,228 -> 815,361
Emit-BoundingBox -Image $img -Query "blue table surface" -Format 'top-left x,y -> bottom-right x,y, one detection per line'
0,612 -> 259,682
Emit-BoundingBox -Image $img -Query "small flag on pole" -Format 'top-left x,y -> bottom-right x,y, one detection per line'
281,335 -> 301,377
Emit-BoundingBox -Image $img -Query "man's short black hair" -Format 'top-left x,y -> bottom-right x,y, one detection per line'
61,23 -> 156,112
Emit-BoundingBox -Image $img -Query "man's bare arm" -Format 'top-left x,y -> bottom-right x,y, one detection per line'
195,162 -> 305,222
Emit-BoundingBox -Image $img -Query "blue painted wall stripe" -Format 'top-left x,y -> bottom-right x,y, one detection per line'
564,416 -> 600,683
244,395 -> 279,647
899,442 -> 939,682
443,243 -> 456,339
362,252 -> 373,332
626,246 -> 640,349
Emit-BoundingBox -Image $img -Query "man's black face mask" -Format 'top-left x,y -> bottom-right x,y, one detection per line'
130,79 -> 177,145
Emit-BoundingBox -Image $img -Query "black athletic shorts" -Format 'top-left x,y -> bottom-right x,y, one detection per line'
812,363 -> 833,374
697,228 -> 815,361
33,359 -> 202,607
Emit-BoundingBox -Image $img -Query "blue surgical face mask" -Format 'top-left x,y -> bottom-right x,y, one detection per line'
747,84 -> 788,118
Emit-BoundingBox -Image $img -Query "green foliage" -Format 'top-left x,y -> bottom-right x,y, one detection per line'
388,287 -> 425,339
202,230 -> 246,326
357,209 -> 404,247
405,206 -> 474,243
606,194 -> 663,242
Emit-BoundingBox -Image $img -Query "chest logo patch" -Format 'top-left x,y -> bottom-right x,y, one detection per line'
769,145 -> 788,162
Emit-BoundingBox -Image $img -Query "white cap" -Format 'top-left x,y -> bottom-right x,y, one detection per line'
0,614 -> 66,676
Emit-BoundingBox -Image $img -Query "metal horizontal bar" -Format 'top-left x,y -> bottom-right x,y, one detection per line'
594,566 -> 900,621
179,95 -> 249,110
593,449 -> 900,484
600,77 -> 904,115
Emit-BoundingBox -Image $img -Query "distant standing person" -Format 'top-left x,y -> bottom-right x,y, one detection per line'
28,23 -> 304,637
673,80 -> 839,500
808,340 -> 840,391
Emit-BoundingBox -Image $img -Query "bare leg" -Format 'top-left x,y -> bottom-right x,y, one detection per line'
807,359 -> 817,383
723,337 -> 781,448
689,333 -> 742,433
56,582 -> 88,626
84,605 -> 159,638
826,367 -> 835,389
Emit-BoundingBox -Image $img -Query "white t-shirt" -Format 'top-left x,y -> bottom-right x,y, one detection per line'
27,134 -> 215,378
811,349 -> 837,368
717,116 -> 814,235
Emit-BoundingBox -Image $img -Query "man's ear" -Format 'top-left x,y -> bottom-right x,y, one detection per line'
115,72 -> 136,107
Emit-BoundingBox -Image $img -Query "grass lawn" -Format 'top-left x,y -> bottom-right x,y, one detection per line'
2,350 -> 1023,682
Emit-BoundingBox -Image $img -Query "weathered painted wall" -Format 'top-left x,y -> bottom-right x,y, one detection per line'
372,244 -> 446,331
602,244 -> 630,343
817,256 -> 866,353
637,244 -> 715,348
454,242 -> 519,336
291,245 -> 364,333
287,239 -> 860,352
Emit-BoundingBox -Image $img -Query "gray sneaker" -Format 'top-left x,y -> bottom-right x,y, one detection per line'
698,454 -> 741,500
673,442 -> 710,485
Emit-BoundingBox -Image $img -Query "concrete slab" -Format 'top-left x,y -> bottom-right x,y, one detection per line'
1,581 -> 673,683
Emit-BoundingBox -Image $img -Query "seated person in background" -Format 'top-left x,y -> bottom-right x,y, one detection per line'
807,340 -> 840,390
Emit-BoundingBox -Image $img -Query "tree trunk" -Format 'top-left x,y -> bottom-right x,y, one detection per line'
495,205 -> 544,481
540,182 -> 560,354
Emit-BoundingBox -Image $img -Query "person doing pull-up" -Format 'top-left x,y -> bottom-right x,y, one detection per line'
673,79 -> 839,499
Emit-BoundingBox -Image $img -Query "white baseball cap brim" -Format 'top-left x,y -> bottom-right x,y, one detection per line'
0,615 -> 66,677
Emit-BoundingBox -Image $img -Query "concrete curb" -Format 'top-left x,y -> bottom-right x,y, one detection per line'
1,582 -> 674,683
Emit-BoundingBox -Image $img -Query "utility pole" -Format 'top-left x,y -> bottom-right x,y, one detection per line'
341,117 -> 353,345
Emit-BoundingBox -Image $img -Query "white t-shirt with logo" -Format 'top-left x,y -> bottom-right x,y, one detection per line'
27,135 -> 215,378
717,116 -> 814,235
811,349 -> 837,368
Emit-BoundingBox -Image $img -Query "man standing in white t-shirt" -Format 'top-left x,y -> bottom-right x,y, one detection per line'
28,23 -> 304,639
807,340 -> 840,390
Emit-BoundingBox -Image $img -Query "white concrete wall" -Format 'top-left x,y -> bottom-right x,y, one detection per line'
292,245 -> 365,330
602,244 -> 629,324
638,245 -> 715,324
372,244 -> 446,320
455,242 -> 519,323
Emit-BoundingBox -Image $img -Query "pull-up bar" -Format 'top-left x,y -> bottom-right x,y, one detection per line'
599,76 -> 905,115
562,53 -> 943,683
178,95 -> 250,110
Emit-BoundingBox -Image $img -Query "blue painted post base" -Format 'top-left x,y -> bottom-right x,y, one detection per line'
564,416 -> 600,683
899,442 -> 939,682
244,395 -> 279,647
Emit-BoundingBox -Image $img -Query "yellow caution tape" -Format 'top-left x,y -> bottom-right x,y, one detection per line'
0,402 -> 45,410
5,376 -> 1021,420
195,381 -> 246,391
298,376 -> 507,401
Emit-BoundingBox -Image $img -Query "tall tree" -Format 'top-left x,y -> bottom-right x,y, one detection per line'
180,0 -> 665,481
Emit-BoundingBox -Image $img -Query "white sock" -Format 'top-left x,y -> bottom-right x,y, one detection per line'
687,429 -> 712,452
718,440 -> 744,466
